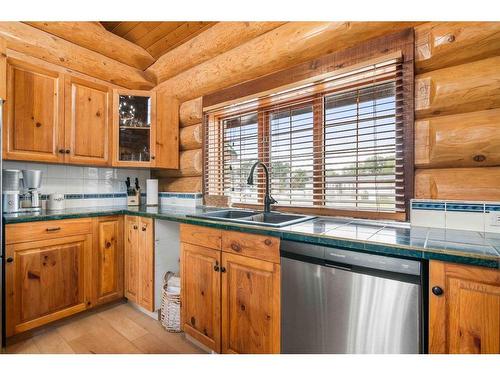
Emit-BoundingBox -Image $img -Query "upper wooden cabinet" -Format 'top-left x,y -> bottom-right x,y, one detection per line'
3,59 -> 64,163
0,37 -> 6,99
65,76 -> 112,166
429,261 -> 500,354
112,89 -> 156,168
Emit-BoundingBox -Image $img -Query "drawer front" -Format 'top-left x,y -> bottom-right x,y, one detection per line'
6,218 -> 93,244
180,224 -> 222,250
222,230 -> 280,263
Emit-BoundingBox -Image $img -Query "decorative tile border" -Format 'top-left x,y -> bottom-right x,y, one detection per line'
159,192 -> 203,199
411,201 -> 445,211
41,193 -> 127,200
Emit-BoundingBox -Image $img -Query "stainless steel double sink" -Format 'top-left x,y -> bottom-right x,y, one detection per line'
187,209 -> 314,228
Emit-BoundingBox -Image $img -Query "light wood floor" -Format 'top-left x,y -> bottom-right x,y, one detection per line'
6,302 -> 205,354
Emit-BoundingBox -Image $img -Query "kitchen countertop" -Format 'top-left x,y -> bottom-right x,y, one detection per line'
4,205 -> 500,269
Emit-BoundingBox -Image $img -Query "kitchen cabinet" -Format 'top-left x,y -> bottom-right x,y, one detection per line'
93,216 -> 124,306
180,224 -> 280,353
64,76 -> 112,166
124,215 -> 155,311
3,58 -> 64,163
429,260 -> 500,354
0,37 -> 6,99
112,89 -> 156,167
181,242 -> 221,351
221,252 -> 280,354
4,219 -> 93,337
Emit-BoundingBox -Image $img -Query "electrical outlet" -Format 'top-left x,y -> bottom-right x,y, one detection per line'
489,212 -> 500,226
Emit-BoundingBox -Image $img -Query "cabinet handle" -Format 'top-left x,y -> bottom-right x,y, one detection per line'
6,257 -> 13,263
214,261 -> 219,272
46,227 -> 61,232
142,225 -> 147,231
220,266 -> 226,273
432,286 -> 444,296
133,225 -> 138,230
59,149 -> 65,154
230,242 -> 241,252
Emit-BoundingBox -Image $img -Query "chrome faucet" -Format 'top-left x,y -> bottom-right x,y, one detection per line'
247,161 -> 277,213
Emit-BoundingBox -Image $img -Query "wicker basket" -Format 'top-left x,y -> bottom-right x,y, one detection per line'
160,272 -> 181,332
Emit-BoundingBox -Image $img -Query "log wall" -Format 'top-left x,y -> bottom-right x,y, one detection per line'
414,22 -> 500,201
156,22 -> 500,199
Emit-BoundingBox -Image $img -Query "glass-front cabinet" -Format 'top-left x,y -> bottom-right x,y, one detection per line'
112,89 -> 156,167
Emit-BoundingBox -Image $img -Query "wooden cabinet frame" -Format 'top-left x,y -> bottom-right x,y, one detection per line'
112,89 -> 157,168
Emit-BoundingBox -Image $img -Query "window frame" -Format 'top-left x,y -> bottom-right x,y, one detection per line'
203,29 -> 414,221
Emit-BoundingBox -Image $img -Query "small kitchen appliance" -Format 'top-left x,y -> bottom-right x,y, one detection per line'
1,169 -> 43,213
20,169 -> 42,212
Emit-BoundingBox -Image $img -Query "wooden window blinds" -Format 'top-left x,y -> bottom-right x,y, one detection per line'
204,55 -> 412,218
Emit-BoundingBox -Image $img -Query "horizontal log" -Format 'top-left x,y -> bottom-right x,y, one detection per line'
0,22 -> 155,89
154,149 -> 202,178
415,109 -> 500,168
415,167 -> 500,201
415,56 -> 500,119
180,123 -> 202,150
156,21 -> 419,102
148,22 -> 285,82
179,97 -> 203,127
415,22 -> 500,74
157,176 -> 202,193
25,22 -> 155,70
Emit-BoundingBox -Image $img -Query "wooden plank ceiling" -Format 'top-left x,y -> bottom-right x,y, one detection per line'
100,21 -> 216,58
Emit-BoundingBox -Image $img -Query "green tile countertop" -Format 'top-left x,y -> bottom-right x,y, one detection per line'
4,205 -> 499,269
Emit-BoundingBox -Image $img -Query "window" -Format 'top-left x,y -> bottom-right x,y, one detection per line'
204,56 -> 411,219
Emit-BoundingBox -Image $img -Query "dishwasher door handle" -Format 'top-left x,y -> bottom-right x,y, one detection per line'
323,262 -> 352,271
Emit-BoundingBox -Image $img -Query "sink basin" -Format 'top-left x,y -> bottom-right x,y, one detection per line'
188,210 -> 314,227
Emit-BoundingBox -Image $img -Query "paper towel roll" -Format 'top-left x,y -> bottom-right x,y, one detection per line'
146,179 -> 159,206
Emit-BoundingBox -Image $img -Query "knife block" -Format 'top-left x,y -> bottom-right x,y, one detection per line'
127,189 -> 140,206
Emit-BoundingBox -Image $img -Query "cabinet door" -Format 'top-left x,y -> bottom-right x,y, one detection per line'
93,216 -> 124,306
138,217 -> 154,311
112,89 -> 156,168
124,216 -> 139,303
221,252 -> 280,354
5,234 -> 92,337
0,38 -> 6,99
65,76 -> 112,166
181,242 -> 221,352
429,261 -> 500,354
3,59 -> 64,162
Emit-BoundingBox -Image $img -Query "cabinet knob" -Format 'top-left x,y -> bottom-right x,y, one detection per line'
142,226 -> 147,231
151,156 -> 155,160
214,261 -> 219,272
432,286 -> 444,296
133,225 -> 138,230
65,149 -> 70,154
6,257 -> 13,263
230,242 -> 241,252
220,266 -> 226,273
59,149 -> 65,154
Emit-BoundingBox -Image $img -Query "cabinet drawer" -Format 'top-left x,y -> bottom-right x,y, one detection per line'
180,224 -> 222,250
222,230 -> 280,263
6,218 -> 93,244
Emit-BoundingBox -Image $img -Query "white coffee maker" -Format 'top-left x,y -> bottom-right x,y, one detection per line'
2,169 -> 43,213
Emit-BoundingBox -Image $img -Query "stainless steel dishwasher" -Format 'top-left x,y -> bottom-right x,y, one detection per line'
281,240 -> 424,354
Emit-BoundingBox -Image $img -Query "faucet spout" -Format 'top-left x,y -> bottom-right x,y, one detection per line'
247,161 -> 277,213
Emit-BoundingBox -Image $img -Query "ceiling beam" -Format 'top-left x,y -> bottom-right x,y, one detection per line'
156,21 -> 421,102
24,21 -> 155,70
0,22 -> 155,89
148,21 -> 286,83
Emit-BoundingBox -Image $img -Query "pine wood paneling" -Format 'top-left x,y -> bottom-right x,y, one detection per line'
429,261 -> 500,354
415,167 -> 500,200
415,56 -> 500,119
25,22 -> 155,70
415,22 -> 500,74
415,109 -> 500,168
0,22 -> 155,90
221,230 -> 280,264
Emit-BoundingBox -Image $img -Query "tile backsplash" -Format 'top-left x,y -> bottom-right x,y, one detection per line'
3,161 -> 150,208
411,199 -> 500,233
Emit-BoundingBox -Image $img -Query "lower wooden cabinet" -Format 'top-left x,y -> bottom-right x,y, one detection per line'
429,260 -> 500,354
221,252 -> 280,354
180,242 -> 221,351
92,216 -> 124,306
124,215 -> 155,311
180,224 -> 280,354
5,228 -> 93,337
